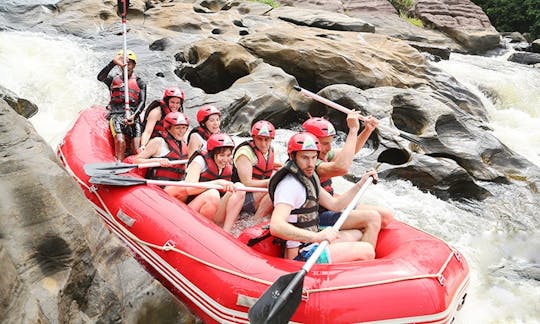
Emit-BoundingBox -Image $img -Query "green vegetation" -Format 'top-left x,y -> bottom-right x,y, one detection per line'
390,0 -> 423,28
250,0 -> 280,8
471,0 -> 539,39
402,14 -> 423,28
389,0 -> 415,15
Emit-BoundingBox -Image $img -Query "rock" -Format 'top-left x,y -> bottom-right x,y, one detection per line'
278,0 -> 344,13
507,52 -> 540,65
270,6 -> 375,32
238,26 -> 429,91
531,39 -> 540,53
414,0 -> 501,54
175,38 -> 304,131
0,100 -> 197,323
500,31 -> 528,43
0,85 -> 38,118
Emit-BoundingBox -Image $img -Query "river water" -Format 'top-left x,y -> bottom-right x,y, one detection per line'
1,11 -> 539,324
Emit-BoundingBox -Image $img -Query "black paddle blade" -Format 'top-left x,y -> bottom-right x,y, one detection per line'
89,174 -> 147,186
248,271 -> 305,324
117,0 -> 130,17
84,162 -> 137,176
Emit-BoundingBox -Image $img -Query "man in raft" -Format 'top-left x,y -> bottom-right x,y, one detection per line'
269,132 -> 376,263
166,133 -> 245,233
97,49 -> 146,161
131,111 -> 189,181
232,120 -> 282,219
302,113 -> 394,249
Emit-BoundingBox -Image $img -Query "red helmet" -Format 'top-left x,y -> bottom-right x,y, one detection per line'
287,132 -> 320,155
302,117 -> 336,138
207,133 -> 235,152
163,86 -> 185,102
251,120 -> 275,138
163,112 -> 189,128
196,105 -> 221,124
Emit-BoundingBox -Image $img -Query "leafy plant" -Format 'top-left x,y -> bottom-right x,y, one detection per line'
249,0 -> 280,8
471,0 -> 539,39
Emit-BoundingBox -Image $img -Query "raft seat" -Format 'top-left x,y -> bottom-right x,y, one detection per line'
238,221 -> 283,258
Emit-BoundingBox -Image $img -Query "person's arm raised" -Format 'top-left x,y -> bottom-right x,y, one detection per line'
315,112 -> 360,178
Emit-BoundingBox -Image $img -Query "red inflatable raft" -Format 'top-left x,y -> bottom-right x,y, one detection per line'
57,106 -> 469,323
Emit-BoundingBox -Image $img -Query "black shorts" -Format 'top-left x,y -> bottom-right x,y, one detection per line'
240,192 -> 257,214
109,114 -> 141,138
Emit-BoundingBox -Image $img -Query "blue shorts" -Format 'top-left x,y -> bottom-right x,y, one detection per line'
293,243 -> 330,264
240,192 -> 256,214
319,210 -> 341,228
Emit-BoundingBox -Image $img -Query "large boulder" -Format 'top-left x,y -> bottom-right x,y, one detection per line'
414,0 -> 501,54
0,100 -> 197,323
0,85 -> 38,118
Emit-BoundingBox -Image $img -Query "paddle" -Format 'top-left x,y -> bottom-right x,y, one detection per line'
117,0 -> 131,120
89,173 -> 268,192
248,176 -> 375,324
293,86 -> 423,145
84,160 -> 189,176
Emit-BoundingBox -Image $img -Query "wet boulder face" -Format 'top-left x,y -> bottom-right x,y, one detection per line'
307,84 -> 540,201
175,38 -> 304,131
0,101 -> 197,323
0,85 -> 38,118
414,0 -> 501,54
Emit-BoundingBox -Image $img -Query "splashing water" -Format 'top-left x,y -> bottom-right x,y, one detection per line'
1,31 -> 539,323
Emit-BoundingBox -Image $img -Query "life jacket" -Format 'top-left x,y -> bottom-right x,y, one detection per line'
142,100 -> 173,138
231,140 -> 274,182
146,132 -> 188,181
190,151 -> 232,182
269,160 -> 320,233
316,157 -> 334,196
187,126 -> 212,146
109,74 -> 141,114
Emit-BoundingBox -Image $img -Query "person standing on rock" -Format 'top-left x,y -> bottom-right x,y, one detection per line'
302,113 -> 393,249
97,49 -> 146,161
139,86 -> 185,153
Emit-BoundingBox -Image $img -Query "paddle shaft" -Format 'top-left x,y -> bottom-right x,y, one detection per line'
145,179 -> 268,192
265,176 -> 374,322
120,0 -> 130,119
294,86 -> 421,144
134,159 -> 188,169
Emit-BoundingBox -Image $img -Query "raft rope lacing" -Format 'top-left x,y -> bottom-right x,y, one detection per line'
58,145 -> 463,296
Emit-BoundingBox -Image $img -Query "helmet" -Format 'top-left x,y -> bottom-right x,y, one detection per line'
302,117 -> 336,138
196,105 -> 221,125
207,133 -> 235,152
287,132 -> 320,155
251,120 -> 275,138
163,86 -> 185,102
163,112 -> 189,128
117,49 -> 137,64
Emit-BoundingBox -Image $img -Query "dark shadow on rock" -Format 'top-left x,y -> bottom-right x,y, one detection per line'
176,52 -> 250,94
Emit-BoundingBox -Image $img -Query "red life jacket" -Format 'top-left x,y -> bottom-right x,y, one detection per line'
316,154 -> 334,196
109,74 -> 140,112
146,132 -> 188,181
196,151 -> 232,182
187,126 -> 212,144
149,100 -> 173,138
232,140 -> 274,182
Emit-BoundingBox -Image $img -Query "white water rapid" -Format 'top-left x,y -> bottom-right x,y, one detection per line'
1,30 -> 539,323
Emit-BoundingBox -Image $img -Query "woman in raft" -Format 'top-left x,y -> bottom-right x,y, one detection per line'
166,133 -> 246,232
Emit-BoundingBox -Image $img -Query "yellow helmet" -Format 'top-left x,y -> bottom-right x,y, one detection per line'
117,49 -> 137,63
